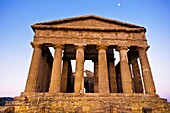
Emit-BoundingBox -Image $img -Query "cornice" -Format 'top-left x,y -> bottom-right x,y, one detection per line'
32,25 -> 146,32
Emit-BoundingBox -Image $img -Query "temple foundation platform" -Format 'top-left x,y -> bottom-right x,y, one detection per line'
5,93 -> 170,113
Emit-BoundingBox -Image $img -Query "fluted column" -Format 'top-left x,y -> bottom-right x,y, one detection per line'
117,46 -> 132,93
67,60 -> 74,93
97,45 -> 109,93
49,44 -> 63,93
61,58 -> 69,93
131,57 -> 143,93
93,61 -> 99,93
138,47 -> 156,94
108,60 -> 117,93
25,43 -> 42,92
36,53 -> 47,92
74,45 -> 85,93
42,48 -> 53,92
42,58 -> 52,92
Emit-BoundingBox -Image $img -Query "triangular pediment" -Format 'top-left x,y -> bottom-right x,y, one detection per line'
32,15 -> 145,31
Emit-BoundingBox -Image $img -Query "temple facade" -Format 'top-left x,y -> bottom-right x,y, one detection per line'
4,15 -> 170,112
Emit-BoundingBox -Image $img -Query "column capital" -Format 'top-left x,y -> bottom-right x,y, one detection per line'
97,45 -> 108,50
137,46 -> 150,52
75,45 -> 85,49
53,44 -> 64,49
31,42 -> 42,48
116,46 -> 128,51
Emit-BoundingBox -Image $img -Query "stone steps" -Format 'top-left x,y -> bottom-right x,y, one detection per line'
5,93 -> 170,112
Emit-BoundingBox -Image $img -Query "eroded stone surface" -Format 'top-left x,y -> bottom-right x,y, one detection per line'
3,15 -> 170,112
6,93 -> 170,113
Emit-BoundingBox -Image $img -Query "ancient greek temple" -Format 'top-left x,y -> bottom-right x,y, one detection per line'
24,15 -> 156,95
4,15 -> 170,113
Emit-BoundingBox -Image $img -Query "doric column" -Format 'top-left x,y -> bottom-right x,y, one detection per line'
42,54 -> 53,92
108,60 -> 117,93
36,53 -> 46,92
74,45 -> 85,93
49,44 -> 63,93
131,57 -> 143,93
61,58 -> 69,93
115,62 -> 123,93
67,60 -> 74,93
93,61 -> 99,93
97,45 -> 109,93
138,47 -> 156,94
42,59 -> 52,92
25,42 -> 42,92
117,46 -> 133,93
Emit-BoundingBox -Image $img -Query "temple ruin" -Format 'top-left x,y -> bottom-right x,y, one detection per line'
4,15 -> 170,112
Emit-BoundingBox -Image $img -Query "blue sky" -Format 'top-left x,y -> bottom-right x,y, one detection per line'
0,0 -> 170,101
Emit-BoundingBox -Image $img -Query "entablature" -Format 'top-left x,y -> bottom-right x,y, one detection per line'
32,15 -> 149,47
